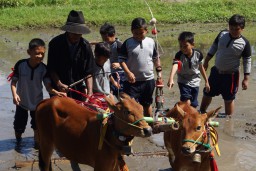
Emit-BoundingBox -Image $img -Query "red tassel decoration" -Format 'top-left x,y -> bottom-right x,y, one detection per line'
210,153 -> 219,171
7,68 -> 14,82
152,28 -> 157,35
118,155 -> 129,171
177,60 -> 182,72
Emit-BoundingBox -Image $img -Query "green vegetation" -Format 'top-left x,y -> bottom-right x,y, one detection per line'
0,0 -> 256,30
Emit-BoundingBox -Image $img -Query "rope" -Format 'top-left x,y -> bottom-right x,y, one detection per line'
189,126 -> 207,148
183,125 -> 212,150
144,0 -> 164,56
69,88 -> 109,112
113,114 -> 145,132
116,71 -> 121,100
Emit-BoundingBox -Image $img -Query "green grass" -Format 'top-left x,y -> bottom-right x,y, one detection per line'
0,0 -> 256,30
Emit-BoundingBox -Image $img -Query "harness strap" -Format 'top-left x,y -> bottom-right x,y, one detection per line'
103,131 -> 133,155
183,125 -> 212,151
209,126 -> 221,156
183,139 -> 211,149
98,117 -> 109,150
113,114 -> 145,133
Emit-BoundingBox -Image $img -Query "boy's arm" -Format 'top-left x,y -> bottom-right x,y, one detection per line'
203,31 -> 222,70
112,40 -> 123,69
241,40 -> 252,90
242,74 -> 249,90
43,76 -> 67,97
85,75 -> 93,96
10,79 -> 20,105
199,64 -> 210,93
50,71 -> 69,92
45,82 -> 67,97
120,62 -> 135,83
242,55 -> 251,90
109,75 -> 120,88
203,54 -> 213,71
167,64 -> 178,89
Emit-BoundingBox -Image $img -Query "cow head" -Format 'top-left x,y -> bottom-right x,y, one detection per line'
105,93 -> 152,137
166,102 -> 221,155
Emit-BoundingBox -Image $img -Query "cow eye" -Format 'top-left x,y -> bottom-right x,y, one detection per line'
196,126 -> 201,131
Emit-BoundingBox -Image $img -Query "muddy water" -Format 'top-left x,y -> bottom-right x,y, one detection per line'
1,24 -> 256,171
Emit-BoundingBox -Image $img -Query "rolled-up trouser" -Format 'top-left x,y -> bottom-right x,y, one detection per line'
13,105 -> 36,133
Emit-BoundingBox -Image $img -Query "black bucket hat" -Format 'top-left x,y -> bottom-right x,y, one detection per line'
60,10 -> 90,34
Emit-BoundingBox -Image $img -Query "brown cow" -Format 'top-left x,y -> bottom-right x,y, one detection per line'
164,102 -> 221,171
36,93 -> 152,171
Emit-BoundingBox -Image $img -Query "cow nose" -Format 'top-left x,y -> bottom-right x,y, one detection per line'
181,147 -> 191,155
143,127 -> 152,137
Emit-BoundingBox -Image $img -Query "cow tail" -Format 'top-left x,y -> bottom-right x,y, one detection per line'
118,155 -> 129,171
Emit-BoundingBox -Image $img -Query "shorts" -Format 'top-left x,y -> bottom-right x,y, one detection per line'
123,79 -> 155,106
204,66 -> 239,101
13,105 -> 36,133
178,83 -> 199,107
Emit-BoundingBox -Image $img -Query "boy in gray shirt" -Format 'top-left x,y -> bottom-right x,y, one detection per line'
93,42 -> 119,95
167,32 -> 210,108
200,14 -> 251,118
119,17 -> 162,117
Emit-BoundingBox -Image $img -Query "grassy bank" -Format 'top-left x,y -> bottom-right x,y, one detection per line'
0,0 -> 256,30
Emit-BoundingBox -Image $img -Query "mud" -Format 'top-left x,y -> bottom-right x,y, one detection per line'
1,24 -> 256,171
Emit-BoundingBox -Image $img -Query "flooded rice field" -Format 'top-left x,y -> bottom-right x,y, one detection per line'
1,23 -> 256,170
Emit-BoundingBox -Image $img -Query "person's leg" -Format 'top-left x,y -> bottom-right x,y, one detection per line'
143,105 -> 152,117
190,86 -> 199,108
223,100 -> 235,136
30,111 -> 39,146
178,83 -> 191,102
123,81 -> 140,101
224,100 -> 234,116
199,95 -> 212,113
178,83 -> 194,108
221,71 -> 239,116
221,72 -> 238,136
200,66 -> 219,113
13,105 -> 28,142
140,80 -> 155,117
184,99 -> 191,105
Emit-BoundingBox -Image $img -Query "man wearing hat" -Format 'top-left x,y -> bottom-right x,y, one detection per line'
47,10 -> 95,100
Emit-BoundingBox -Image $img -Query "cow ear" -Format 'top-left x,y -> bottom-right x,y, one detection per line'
166,104 -> 185,119
104,94 -> 118,111
206,105 -> 222,120
176,104 -> 186,118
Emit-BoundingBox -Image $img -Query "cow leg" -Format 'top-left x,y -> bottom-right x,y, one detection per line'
38,142 -> 54,171
94,159 -> 119,171
168,152 -> 175,166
